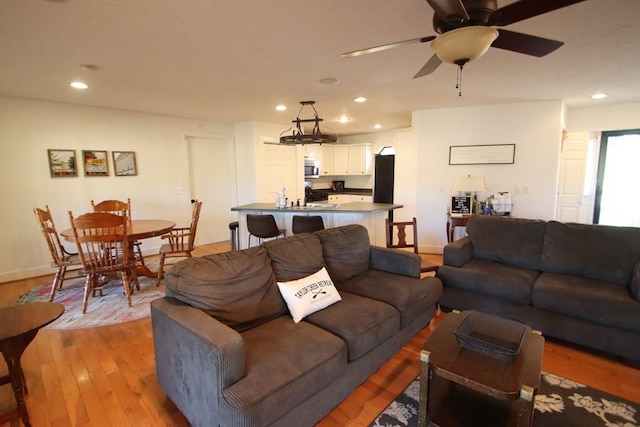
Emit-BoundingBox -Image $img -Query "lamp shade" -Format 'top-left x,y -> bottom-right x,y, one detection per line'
431,26 -> 498,64
452,176 -> 486,192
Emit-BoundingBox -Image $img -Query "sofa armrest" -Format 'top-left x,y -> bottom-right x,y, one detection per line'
443,236 -> 473,267
370,246 -> 421,278
151,297 -> 245,426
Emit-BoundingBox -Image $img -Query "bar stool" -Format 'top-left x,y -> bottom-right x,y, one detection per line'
247,214 -> 286,247
292,215 -> 325,234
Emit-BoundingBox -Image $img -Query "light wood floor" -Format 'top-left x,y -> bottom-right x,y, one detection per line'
1,243 -> 639,427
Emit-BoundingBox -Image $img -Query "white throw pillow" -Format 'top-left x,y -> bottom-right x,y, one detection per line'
276,267 -> 342,323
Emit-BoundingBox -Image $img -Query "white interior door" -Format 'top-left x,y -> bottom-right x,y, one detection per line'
186,135 -> 238,244
555,132 -> 591,223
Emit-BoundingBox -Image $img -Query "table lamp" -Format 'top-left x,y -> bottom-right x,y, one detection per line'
452,175 -> 486,213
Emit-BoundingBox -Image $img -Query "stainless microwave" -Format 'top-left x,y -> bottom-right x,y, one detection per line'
304,159 -> 320,179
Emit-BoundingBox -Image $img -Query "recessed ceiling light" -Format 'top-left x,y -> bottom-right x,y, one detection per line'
70,81 -> 88,89
592,92 -> 608,100
319,77 -> 339,85
354,97 -> 367,103
275,104 -> 287,111
338,115 -> 350,123
374,124 -> 382,129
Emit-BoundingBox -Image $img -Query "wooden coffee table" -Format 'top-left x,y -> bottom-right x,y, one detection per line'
418,310 -> 544,427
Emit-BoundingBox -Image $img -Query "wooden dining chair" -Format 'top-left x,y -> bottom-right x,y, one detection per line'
156,200 -> 203,286
91,198 -> 145,265
68,211 -> 140,314
33,205 -> 83,302
385,217 -> 439,273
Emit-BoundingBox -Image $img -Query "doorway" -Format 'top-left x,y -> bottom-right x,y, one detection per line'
593,129 -> 640,226
186,135 -> 238,245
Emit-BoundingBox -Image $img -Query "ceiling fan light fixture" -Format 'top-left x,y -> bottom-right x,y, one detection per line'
431,26 -> 498,64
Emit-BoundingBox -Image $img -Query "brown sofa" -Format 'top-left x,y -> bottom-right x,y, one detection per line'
436,216 -> 640,364
151,224 -> 443,426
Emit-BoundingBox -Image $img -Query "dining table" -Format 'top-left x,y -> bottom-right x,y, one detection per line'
61,219 -> 176,278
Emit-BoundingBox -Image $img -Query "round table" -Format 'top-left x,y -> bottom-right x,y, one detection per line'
0,302 -> 64,427
61,219 -> 176,278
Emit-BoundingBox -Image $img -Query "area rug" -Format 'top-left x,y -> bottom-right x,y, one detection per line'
371,372 -> 638,427
14,275 -> 165,330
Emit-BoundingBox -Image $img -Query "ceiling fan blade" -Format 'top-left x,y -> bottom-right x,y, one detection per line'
425,0 -> 469,22
341,36 -> 435,58
489,0 -> 587,26
413,54 -> 442,78
492,29 -> 564,57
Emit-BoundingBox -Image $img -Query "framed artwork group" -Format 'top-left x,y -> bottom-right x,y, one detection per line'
47,149 -> 138,177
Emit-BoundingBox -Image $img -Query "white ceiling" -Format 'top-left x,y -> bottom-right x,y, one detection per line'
1,0 -> 639,136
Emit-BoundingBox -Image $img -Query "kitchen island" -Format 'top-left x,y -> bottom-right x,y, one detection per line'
231,202 -> 403,249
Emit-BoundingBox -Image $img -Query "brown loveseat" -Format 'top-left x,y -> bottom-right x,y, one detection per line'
151,224 -> 443,426
437,216 -> 640,364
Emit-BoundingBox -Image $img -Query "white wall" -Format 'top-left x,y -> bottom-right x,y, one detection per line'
567,102 -> 640,132
0,97 -> 235,282
412,101 -> 565,253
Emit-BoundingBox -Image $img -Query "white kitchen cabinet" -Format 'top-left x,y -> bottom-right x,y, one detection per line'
318,145 -> 334,176
304,145 -> 318,160
332,144 -> 372,175
328,194 -> 344,204
264,144 -> 297,204
348,144 -> 373,175
333,146 -> 349,175
351,195 -> 373,202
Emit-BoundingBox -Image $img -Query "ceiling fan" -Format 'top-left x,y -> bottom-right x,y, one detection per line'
342,0 -> 587,78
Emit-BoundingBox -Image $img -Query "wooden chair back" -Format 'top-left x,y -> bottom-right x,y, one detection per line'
34,205 -> 82,301
156,200 -> 202,285
385,217 -> 439,273
34,205 -> 74,265
91,198 -> 131,221
69,211 -> 131,274
68,211 -> 138,313
385,217 -> 419,254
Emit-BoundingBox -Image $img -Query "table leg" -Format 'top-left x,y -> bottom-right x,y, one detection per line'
446,219 -> 452,243
0,332 -> 38,427
517,385 -> 535,427
418,349 -> 431,427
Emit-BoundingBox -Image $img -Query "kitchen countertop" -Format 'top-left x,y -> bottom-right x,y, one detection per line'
231,202 -> 402,213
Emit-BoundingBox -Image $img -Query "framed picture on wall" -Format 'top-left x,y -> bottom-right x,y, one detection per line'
82,150 -> 109,176
112,151 -> 138,176
48,149 -> 78,177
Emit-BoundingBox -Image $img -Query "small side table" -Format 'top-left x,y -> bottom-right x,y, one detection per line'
0,302 -> 64,427
446,213 -> 474,243
418,310 -> 544,427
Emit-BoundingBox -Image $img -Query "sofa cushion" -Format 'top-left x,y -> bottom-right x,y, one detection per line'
277,267 -> 342,323
222,316 -> 347,424
263,233 -> 325,282
541,221 -> 640,286
466,216 -> 546,271
164,247 -> 286,332
436,259 -> 538,306
315,224 -> 371,282
337,270 -> 442,328
304,291 -> 399,361
533,273 -> 640,333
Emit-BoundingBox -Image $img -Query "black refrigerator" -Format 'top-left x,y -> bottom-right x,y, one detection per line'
373,153 -> 395,220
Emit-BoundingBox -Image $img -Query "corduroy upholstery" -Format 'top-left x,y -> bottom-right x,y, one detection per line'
437,216 -> 640,364
151,224 -> 443,427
